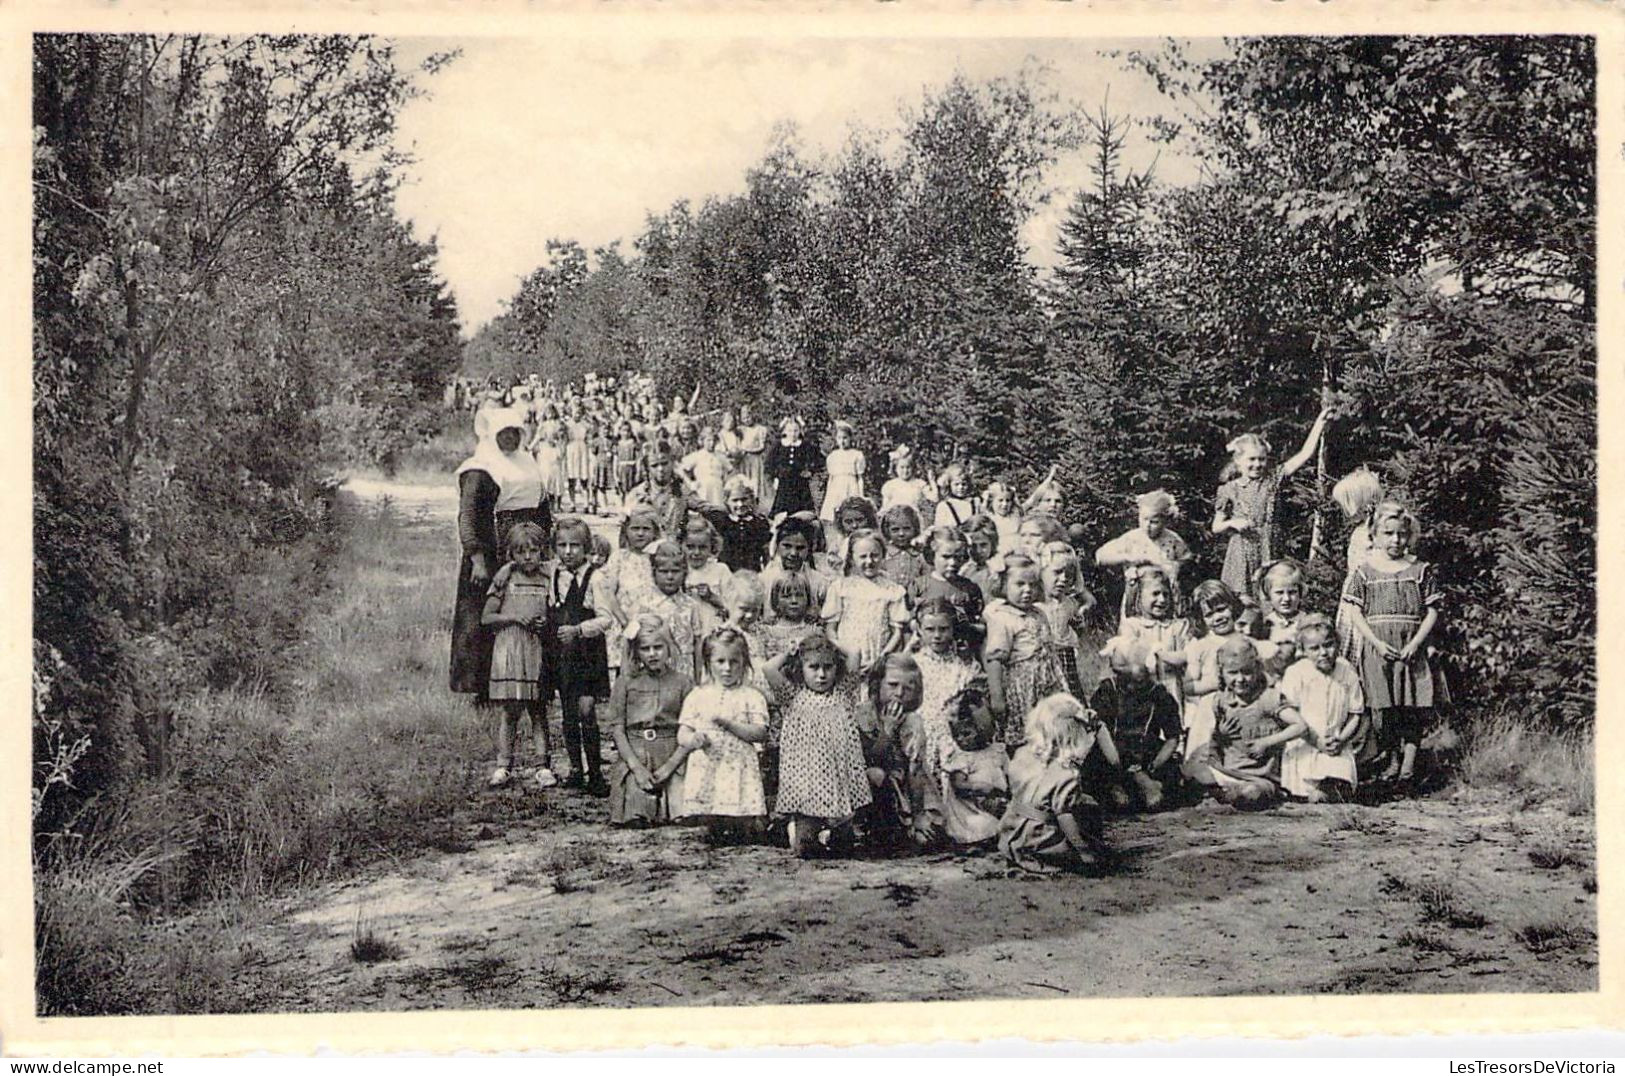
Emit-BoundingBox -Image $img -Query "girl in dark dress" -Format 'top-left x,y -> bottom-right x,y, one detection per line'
766,416 -> 819,519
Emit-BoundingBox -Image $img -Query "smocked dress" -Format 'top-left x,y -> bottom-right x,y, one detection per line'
607,668 -> 694,824
773,678 -> 872,822
999,750 -> 1099,874
984,599 -> 1067,747
819,448 -> 866,521
1215,468 -> 1284,597
486,565 -> 550,701
1278,657 -> 1365,795
678,683 -> 768,818
1341,558 -> 1449,710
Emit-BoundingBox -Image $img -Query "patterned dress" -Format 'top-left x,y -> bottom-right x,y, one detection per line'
821,574 -> 909,672
485,565 -> 549,701
1341,558 -> 1449,710
984,599 -> 1067,747
772,679 -> 872,822
632,589 -> 704,682
1215,467 -> 1284,597
912,650 -> 982,783
678,683 -> 768,818
596,548 -> 656,669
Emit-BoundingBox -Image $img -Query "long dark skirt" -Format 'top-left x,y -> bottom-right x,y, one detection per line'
450,549 -> 494,699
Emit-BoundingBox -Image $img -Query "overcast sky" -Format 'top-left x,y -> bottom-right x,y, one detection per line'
389,36 -> 1221,335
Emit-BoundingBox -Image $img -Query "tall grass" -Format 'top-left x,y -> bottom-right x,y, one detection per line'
34,494 -> 521,1014
1457,709 -> 1593,816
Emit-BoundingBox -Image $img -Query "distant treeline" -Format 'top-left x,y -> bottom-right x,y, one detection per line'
466,37 -> 1595,730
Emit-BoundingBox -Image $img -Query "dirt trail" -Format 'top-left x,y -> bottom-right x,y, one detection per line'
256,480 -> 1597,1010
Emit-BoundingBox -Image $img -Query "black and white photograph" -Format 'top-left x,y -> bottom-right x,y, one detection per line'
21,15 -> 1604,1043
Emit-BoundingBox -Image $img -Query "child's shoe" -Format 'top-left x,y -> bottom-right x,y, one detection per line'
487,766 -> 511,789
585,774 -> 611,798
534,767 -> 559,789
561,771 -> 586,791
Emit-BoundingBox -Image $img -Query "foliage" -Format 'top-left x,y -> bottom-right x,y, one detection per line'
465,39 -> 1593,732
32,35 -> 461,833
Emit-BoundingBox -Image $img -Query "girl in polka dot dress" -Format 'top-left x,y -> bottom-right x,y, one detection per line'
763,632 -> 872,858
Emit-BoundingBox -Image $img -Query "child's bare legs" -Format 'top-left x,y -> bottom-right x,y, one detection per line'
491,701 -> 526,785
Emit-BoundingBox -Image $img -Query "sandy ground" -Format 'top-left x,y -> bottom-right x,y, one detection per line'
246,478 -> 1597,1010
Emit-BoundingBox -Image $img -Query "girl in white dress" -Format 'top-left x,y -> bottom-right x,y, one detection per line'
983,482 -> 1022,558
1279,614 -> 1366,802
679,426 -> 730,509
821,530 -> 909,675
674,627 -> 769,843
880,444 -> 937,518
820,420 -> 866,521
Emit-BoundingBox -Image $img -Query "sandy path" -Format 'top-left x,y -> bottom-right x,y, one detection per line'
253,480 -> 1596,1010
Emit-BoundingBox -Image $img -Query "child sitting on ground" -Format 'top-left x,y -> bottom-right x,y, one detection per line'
1090,637 -> 1183,811
999,693 -> 1111,874
1181,637 -> 1306,809
934,680 -> 1011,847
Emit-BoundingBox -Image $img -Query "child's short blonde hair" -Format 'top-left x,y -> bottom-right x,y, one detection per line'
722,475 -> 757,507
726,570 -> 765,612
1226,432 -> 1272,459
1296,612 -> 1336,649
1372,500 -> 1420,543
1136,489 -> 1178,520
1024,693 -> 1099,767
1332,468 -> 1384,520
648,539 -> 687,571
682,513 -> 722,555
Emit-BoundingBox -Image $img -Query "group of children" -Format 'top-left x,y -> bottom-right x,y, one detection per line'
471,382 -> 1449,874
466,373 -> 776,516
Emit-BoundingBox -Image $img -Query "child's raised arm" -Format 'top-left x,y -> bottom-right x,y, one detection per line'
1021,466 -> 1060,513
1281,406 -> 1332,478
762,650 -> 793,696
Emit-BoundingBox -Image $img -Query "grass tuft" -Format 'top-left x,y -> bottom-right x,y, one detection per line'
1515,921 -> 1594,956
350,931 -> 404,965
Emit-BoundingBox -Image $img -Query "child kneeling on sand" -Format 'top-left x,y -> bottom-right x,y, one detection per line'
1181,638 -> 1306,809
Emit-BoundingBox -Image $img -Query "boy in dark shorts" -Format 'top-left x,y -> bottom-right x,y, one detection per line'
548,517 -> 614,796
